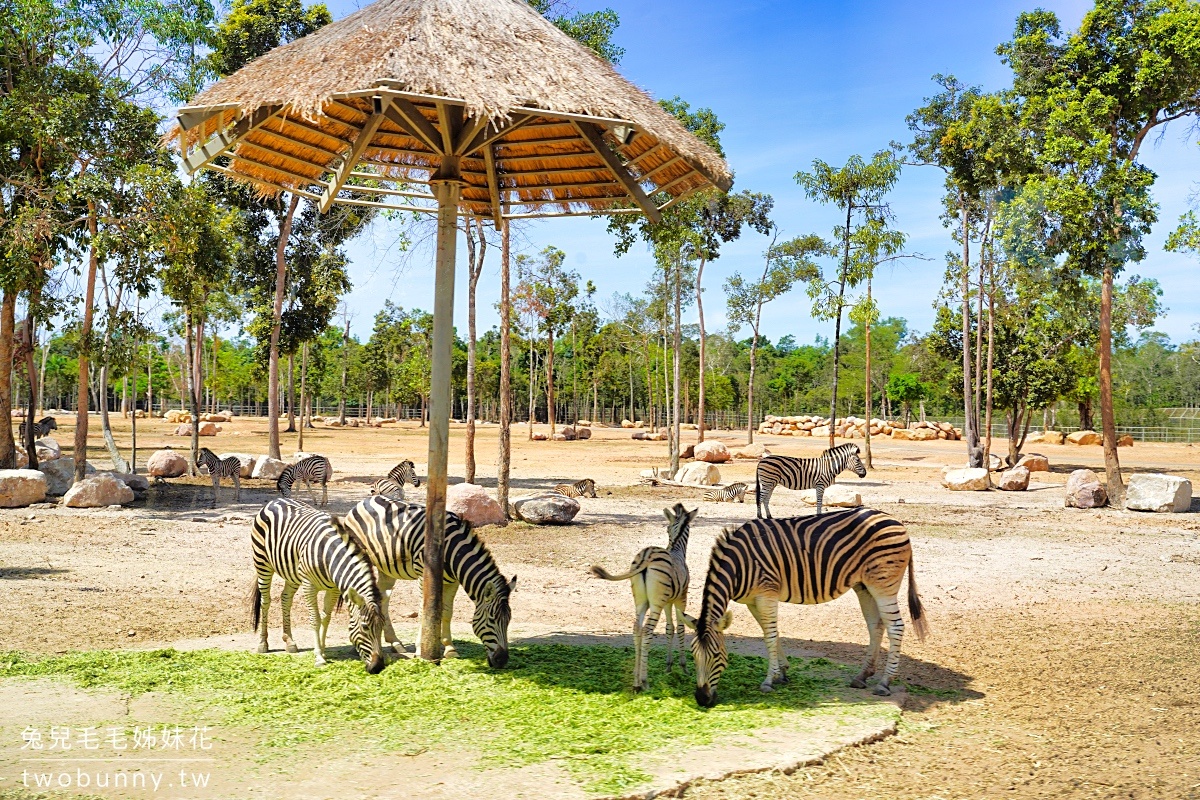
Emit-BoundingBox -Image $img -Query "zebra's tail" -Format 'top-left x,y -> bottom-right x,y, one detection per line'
589,552 -> 651,582
250,580 -> 262,631
907,557 -> 929,643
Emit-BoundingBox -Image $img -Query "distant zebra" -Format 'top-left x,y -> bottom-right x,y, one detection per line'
755,444 -> 867,518
250,499 -> 385,673
369,478 -> 407,500
333,495 -> 516,668
684,507 -> 928,707
702,482 -> 748,504
277,455 -> 332,507
18,416 -> 57,440
387,460 -> 421,489
590,504 -> 697,691
197,447 -> 242,506
553,478 -> 597,498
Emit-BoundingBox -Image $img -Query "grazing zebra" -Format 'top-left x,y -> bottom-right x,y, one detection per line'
387,460 -> 421,489
196,447 -> 242,506
250,499 -> 385,673
18,416 -> 57,440
333,495 -> 516,668
683,507 -> 928,707
553,478 -> 597,498
755,444 -> 867,518
590,504 -> 697,691
703,482 -> 749,504
369,478 -> 408,500
277,455 -> 332,507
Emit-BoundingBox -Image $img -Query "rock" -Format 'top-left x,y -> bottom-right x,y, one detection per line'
1065,469 -> 1107,509
576,420 -> 591,427
800,484 -> 862,507
63,473 -> 134,508
986,453 -> 1005,471
693,440 -> 730,463
576,427 -> 592,440
198,421 -> 218,436
811,425 -> 831,439
1067,430 -> 1101,446
172,423 -> 191,436
551,433 -> 567,441
621,419 -> 635,428
942,468 -> 990,491
559,426 -> 577,441
446,483 -> 507,527
147,449 -> 188,478
1016,453 -> 1049,472
631,431 -> 647,441
1124,474 -> 1191,513
733,442 -> 769,460
219,453 -> 256,477
511,493 -> 580,525
676,462 -> 721,486
251,456 -> 287,480
325,420 -> 343,428
1028,430 -> 1065,445
679,443 -> 694,459
532,433 -> 548,441
911,427 -> 939,441
997,466 -> 1030,491
39,457 -> 95,495
34,437 -> 61,460
105,472 -> 150,493
0,469 -> 48,507
1118,434 -> 1134,447
890,428 -> 917,441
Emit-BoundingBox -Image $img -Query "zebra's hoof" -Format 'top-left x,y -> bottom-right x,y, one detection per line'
443,647 -> 458,659
773,672 -> 789,686
255,644 -> 268,654
850,676 -> 868,689
872,684 -> 892,697
285,643 -> 298,654
632,683 -> 645,693
758,682 -> 774,694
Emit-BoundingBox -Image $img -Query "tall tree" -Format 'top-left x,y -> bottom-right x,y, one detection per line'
463,217 -> 488,483
514,246 -> 579,436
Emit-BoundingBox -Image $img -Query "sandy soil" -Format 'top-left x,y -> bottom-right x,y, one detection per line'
3,414 -> 1200,798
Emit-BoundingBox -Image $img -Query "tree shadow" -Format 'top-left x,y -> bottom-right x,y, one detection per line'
0,566 -> 69,579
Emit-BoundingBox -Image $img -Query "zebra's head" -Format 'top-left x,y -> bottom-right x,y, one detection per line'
347,600 -> 387,674
683,608 -> 734,708
276,466 -> 295,497
472,574 -> 517,668
838,444 -> 867,479
42,417 -> 57,431
664,503 -> 698,548
391,460 -> 420,488
582,479 -> 597,498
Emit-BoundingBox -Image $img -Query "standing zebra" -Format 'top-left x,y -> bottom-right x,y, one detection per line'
702,483 -> 749,504
755,444 -> 867,518
18,416 -> 57,440
250,499 -> 386,673
683,507 -> 927,707
553,478 -> 597,498
333,495 -> 516,668
387,460 -> 421,489
197,447 -> 242,506
277,454 -> 332,507
590,504 -> 697,691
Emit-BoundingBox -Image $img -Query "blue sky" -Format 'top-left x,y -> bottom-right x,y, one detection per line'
327,0 -> 1200,345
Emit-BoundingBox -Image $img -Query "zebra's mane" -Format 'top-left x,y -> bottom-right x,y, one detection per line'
695,527 -> 739,634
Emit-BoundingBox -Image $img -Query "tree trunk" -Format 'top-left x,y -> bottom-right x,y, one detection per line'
863,277 -> 873,469
695,256 -> 708,443
671,254 -> 683,475
497,220 -> 513,518
546,326 -> 556,435
528,339 -> 536,438
960,198 -> 981,467
268,193 -> 299,461
983,256 -> 996,483
74,207 -> 101,480
1099,265 -> 1123,506
465,218 -> 485,484
0,291 -> 15,469
285,352 -> 296,433
828,205 -> 854,450
746,327 -> 759,446
298,342 -> 308,452
338,307 -> 349,425
38,337 -> 48,417
184,311 -> 200,475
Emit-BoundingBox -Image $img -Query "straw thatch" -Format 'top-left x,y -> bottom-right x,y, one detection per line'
171,0 -> 732,219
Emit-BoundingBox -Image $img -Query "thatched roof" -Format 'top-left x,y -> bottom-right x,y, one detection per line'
171,0 -> 733,221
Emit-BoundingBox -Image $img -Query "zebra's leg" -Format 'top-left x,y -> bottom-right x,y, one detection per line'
869,588 -> 905,696
664,604 -> 676,671
280,581 -> 299,653
255,573 -> 273,654
639,606 -> 663,690
303,582 -> 326,666
211,474 -> 220,507
747,595 -> 786,691
758,483 -> 774,519
319,590 -> 339,656
440,582 -> 459,658
631,598 -> 649,691
815,485 -> 824,516
850,584 -> 883,689
321,477 -> 328,508
376,574 -> 404,655
232,473 -> 241,503
674,602 -> 690,674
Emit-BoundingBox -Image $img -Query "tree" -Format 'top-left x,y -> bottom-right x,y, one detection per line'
514,246 -> 580,436
886,373 -> 926,427
463,217 -> 489,483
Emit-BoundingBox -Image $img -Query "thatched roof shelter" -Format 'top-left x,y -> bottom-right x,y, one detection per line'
171,0 -> 732,223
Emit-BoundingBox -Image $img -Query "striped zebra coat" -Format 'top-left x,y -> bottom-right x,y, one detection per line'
590,504 -> 697,690
553,478 -> 597,498
703,483 -> 748,504
387,460 -> 421,489
369,478 -> 408,500
250,499 -> 386,673
277,455 -> 332,507
197,447 -> 242,506
18,416 -> 57,440
684,507 -> 927,707
755,444 -> 867,518
333,496 -> 516,668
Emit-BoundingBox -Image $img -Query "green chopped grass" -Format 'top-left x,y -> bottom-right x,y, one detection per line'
0,644 -> 877,794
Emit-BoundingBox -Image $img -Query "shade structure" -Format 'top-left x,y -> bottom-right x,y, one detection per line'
171,0 -> 732,662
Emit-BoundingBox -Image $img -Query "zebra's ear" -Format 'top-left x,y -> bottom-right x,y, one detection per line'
686,506 -> 700,523
718,610 -> 734,631
663,506 -> 675,524
508,575 -> 518,593
680,613 -> 697,630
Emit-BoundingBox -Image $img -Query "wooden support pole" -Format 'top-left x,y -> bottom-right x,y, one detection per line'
497,217 -> 512,517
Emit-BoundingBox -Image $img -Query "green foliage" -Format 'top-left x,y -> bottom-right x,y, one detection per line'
528,0 -> 625,63
205,0 -> 330,77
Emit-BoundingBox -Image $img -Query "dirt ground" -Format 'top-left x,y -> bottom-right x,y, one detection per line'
3,414 -> 1200,798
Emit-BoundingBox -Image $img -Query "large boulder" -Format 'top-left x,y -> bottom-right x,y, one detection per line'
1016,453 -> 1050,472
800,484 -> 862,508
34,437 -> 61,461
1125,474 -> 1192,513
146,449 -> 188,478
676,462 -> 721,486
511,493 -> 580,525
1028,430 -> 1066,445
446,483 -> 506,527
811,425 -> 831,439
197,421 -> 218,436
0,469 -> 48,508
38,457 -> 95,496
732,442 -> 769,460
942,468 -> 990,491
172,423 -> 191,436
997,466 -> 1030,491
63,473 -> 134,508
1067,430 -> 1101,446
890,428 -> 917,441
1065,469 -> 1107,509
986,453 -> 1005,472
621,419 -> 635,428
911,427 -> 939,441
576,427 -> 592,440
693,440 -> 730,463
531,432 -> 548,441
1117,434 -> 1134,447
251,457 -> 287,480
104,472 -> 150,493
219,453 -> 255,477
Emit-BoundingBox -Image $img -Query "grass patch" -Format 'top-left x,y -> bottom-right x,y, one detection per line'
0,644 -> 880,795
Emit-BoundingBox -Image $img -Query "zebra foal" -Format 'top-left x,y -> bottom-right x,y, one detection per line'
703,483 -> 748,504
18,416 -> 57,440
755,444 -> 867,518
590,504 -> 696,691
684,507 -> 928,707
387,460 -> 421,489
197,447 -> 242,506
250,499 -> 386,673
553,478 -> 597,498
333,496 -> 516,668
277,454 -> 332,507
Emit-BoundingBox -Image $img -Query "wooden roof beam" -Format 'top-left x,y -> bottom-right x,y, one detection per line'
483,144 -> 503,229
320,95 -> 392,213
182,104 -> 281,174
572,122 -> 661,223
385,98 -> 444,154
461,113 -> 537,157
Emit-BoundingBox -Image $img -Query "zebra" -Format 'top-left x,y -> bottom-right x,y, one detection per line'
369,478 -> 408,500
250,499 -> 386,673
332,495 -> 516,668
702,482 -> 748,504
553,478 -> 597,499
589,503 -> 697,691
196,447 -> 242,506
277,455 -> 332,507
387,460 -> 421,489
755,444 -> 867,518
18,416 -> 57,440
683,507 -> 928,707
